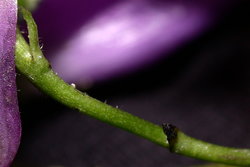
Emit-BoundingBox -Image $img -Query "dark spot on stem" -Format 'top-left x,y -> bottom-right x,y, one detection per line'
162,123 -> 178,152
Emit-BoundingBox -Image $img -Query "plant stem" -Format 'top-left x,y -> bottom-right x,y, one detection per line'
15,7 -> 250,166
18,0 -> 41,11
15,33 -> 167,149
15,7 -> 167,148
163,124 -> 250,166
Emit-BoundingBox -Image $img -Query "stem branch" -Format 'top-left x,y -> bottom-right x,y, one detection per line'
15,7 -> 250,166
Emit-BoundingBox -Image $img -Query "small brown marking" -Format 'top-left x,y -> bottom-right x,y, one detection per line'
162,123 -> 178,152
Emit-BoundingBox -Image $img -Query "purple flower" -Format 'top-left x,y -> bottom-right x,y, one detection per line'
0,0 -> 21,166
34,0 -> 238,86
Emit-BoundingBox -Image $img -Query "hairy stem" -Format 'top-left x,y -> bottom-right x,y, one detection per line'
162,124 -> 250,166
15,7 -> 167,148
15,7 -> 250,166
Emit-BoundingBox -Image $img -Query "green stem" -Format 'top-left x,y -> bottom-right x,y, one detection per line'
15,33 -> 167,148
162,123 -> 250,166
177,132 -> 250,165
15,7 -> 250,166
15,7 -> 167,148
18,0 -> 41,11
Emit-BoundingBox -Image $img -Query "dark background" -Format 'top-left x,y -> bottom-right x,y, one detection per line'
13,1 -> 250,166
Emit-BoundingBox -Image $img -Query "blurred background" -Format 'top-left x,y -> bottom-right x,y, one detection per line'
14,0 -> 250,166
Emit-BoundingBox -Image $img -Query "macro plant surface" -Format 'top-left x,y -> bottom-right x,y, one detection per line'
0,0 -> 21,166
14,6 -> 250,167
0,0 -> 250,167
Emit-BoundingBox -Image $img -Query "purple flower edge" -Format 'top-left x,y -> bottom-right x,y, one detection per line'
0,0 -> 21,166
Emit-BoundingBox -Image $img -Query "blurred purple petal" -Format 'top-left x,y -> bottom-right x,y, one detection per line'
34,0 -> 236,85
0,0 -> 21,166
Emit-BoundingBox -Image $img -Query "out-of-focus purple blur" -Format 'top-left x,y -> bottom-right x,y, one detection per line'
34,0 -> 237,86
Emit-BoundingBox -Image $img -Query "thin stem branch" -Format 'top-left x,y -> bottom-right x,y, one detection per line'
15,7 -> 250,166
15,8 -> 167,148
162,124 -> 250,166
